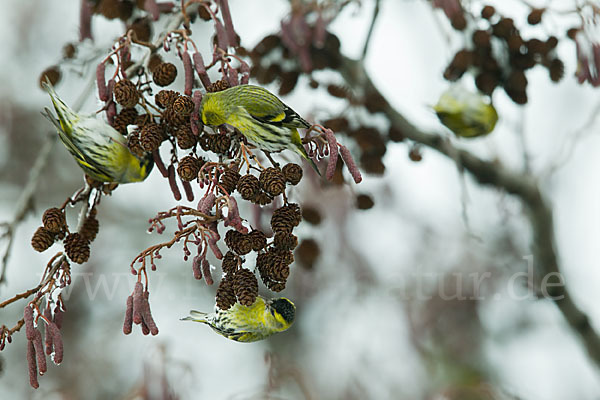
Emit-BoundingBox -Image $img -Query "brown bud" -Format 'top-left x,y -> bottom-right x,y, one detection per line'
504,87 -> 528,105
279,70 -> 299,96
327,84 -> 351,99
302,206 -> 322,225
388,125 -> 405,142
408,145 -> 423,162
548,58 -> 564,82
62,43 -> 77,59
42,208 -> 66,233
282,163 -> 303,185
97,0 -> 119,18
507,34 -> 524,52
113,79 -> 139,107
64,233 -> 90,264
492,18 -> 515,39
31,227 -> 55,252
475,72 -> 499,95
177,155 -> 202,181
253,35 -> 281,56
527,8 -> 544,25
322,117 -> 349,132
472,30 -> 491,48
481,5 -> 495,19
152,62 -> 177,86
546,36 -> 558,50
296,238 -> 320,269
567,27 -> 580,41
39,66 -> 61,89
451,15 -> 467,31
356,194 -> 374,210
526,38 -> 547,55
511,52 -> 536,70
129,17 -> 152,42
506,70 -> 528,92
259,167 -> 286,197
360,153 -> 385,174
237,174 -> 260,200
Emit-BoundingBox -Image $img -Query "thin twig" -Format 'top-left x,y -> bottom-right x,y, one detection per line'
0,135 -> 56,285
544,98 -> 600,177
361,0 -> 380,61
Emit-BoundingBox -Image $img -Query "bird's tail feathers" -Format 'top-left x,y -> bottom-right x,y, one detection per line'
41,107 -> 62,131
42,80 -> 77,134
181,310 -> 208,323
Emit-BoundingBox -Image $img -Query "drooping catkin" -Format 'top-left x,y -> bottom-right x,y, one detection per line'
123,295 -> 133,334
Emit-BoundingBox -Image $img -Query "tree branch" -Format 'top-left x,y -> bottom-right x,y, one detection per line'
337,55 -> 600,367
361,0 -> 380,61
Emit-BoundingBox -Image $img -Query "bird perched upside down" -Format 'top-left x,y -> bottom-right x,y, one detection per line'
199,84 -> 320,174
182,296 -> 296,342
433,84 -> 498,138
42,82 -> 153,183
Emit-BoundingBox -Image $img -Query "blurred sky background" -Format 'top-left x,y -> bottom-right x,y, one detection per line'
1,0 -> 599,399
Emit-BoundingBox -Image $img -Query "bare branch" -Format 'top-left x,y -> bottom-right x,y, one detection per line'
0,135 -> 56,285
337,54 -> 600,367
361,0 -> 380,61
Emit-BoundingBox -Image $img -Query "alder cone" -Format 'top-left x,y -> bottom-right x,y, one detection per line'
153,62 -> 177,86
216,275 -> 236,310
233,269 -> 258,306
42,208 -> 66,233
64,233 -> 90,264
31,227 -> 55,252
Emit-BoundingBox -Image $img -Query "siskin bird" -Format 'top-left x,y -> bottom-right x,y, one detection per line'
199,84 -> 320,174
42,82 -> 153,183
181,296 -> 296,342
433,85 -> 498,138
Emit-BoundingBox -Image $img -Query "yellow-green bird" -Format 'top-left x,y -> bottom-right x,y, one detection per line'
433,85 -> 498,138
42,82 -> 153,183
182,296 -> 296,342
199,84 -> 320,174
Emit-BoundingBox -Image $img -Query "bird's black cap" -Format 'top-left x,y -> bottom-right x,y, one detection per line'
270,298 -> 296,324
